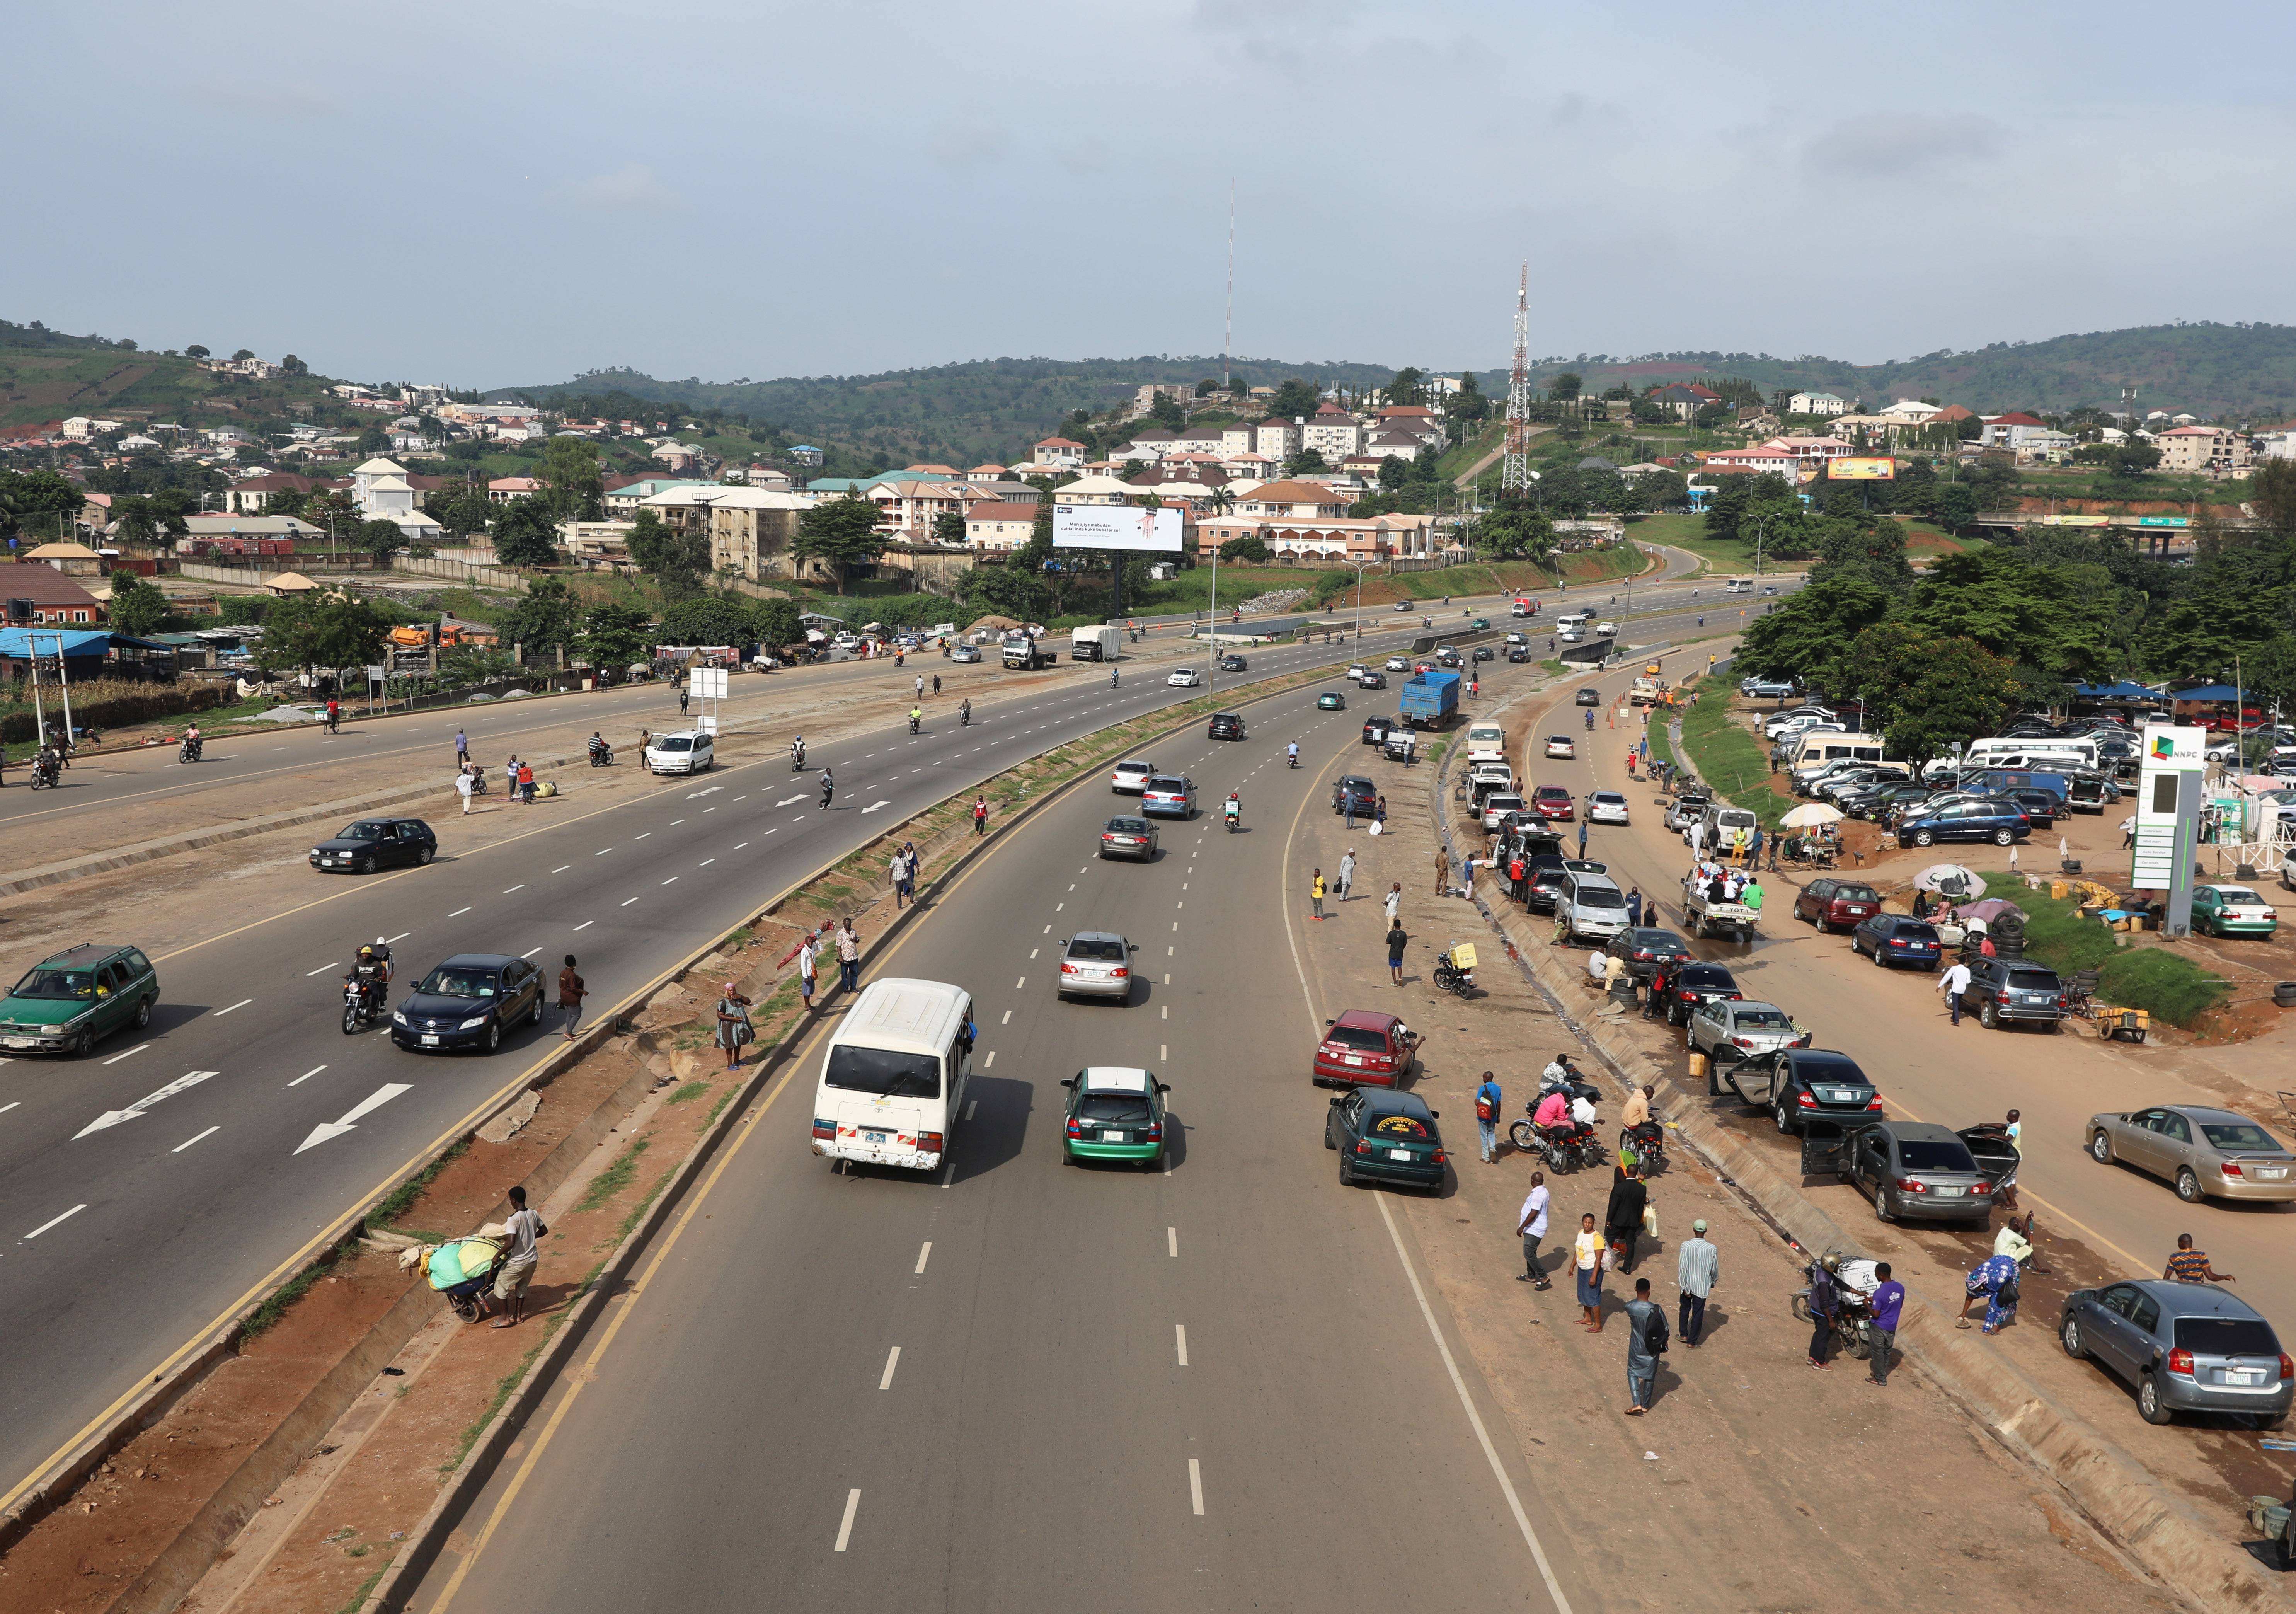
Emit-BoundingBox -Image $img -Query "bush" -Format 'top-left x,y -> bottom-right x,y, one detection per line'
1979,874 -> 2228,1028
0,679 -> 229,744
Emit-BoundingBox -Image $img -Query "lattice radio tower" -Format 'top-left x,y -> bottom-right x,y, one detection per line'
1501,262 -> 1531,496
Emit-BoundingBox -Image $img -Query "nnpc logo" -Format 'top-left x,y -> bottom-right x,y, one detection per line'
2151,735 -> 2178,760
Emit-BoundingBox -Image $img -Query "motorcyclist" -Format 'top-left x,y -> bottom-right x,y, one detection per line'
1110,665 -> 1119,688
588,731 -> 610,764
183,723 -> 202,760
1584,709 -> 1594,730
790,735 -> 806,769
908,706 -> 922,733
1223,790 -> 1240,827
350,942 -> 390,1015
958,698 -> 971,726
1287,741 -> 1299,768
818,767 -> 834,808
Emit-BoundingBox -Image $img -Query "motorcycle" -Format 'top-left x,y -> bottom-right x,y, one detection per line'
1791,1255 -> 1878,1360
790,745 -> 807,772
180,735 -> 203,763
908,714 -> 921,735
588,741 -> 614,768
959,705 -> 971,727
28,753 -> 63,789
342,973 -> 387,1035
1287,750 -> 1299,769
1223,800 -> 1240,833
1431,947 -> 1475,998
1620,1118 -> 1667,1173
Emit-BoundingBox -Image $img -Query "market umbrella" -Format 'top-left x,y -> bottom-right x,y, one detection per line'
1953,897 -> 2025,925
1913,863 -> 1981,895
1780,803 -> 1843,828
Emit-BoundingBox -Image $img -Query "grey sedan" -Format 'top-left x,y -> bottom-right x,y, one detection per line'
1055,932 -> 1136,1002
2060,1280 -> 2292,1427
1686,999 -> 1809,1068
2087,1105 -> 2296,1203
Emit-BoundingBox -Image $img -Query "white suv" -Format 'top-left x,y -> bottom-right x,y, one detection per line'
1110,759 -> 1157,794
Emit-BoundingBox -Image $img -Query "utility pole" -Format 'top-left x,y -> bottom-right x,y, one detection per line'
1222,179 -> 1235,393
1501,264 -> 1531,497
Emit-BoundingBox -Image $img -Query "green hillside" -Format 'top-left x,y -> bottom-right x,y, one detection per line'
1519,322 -> 2296,421
0,319 -> 344,433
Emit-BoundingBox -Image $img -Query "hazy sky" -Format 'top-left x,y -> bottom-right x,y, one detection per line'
9,3 -> 2293,388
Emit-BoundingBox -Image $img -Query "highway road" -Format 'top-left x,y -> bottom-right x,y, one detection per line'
399,656 -> 1591,1614
0,579 -> 1770,1511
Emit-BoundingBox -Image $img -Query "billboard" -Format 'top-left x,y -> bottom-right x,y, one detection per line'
2132,722 -> 2205,919
1051,504 -> 1184,553
1825,457 -> 1896,481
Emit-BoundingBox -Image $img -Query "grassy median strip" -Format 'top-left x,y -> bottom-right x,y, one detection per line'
1676,684 -> 1795,831
1980,874 -> 2229,1027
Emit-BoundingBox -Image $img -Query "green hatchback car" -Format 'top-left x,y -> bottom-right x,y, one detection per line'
2191,883 -> 2279,939
0,942 -> 160,1057
1317,690 -> 1347,711
1059,1067 -> 1170,1167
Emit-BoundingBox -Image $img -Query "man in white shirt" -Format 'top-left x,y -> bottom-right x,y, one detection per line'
1516,1173 -> 1552,1288
1938,958 -> 1972,1026
1383,882 -> 1402,924
490,1185 -> 547,1329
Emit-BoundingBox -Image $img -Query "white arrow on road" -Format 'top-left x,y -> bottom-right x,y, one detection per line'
860,800 -> 893,814
75,1071 -> 219,1139
774,796 -> 806,808
685,785 -> 724,799
295,1083 -> 414,1154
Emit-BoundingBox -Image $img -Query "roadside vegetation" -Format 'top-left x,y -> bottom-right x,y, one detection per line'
1979,874 -> 2230,1028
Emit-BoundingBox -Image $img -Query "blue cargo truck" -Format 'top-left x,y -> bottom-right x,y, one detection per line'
1398,669 -> 1461,728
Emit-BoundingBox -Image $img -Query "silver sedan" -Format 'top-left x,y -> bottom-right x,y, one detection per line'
2086,1104 -> 2296,1203
1056,932 -> 1135,1002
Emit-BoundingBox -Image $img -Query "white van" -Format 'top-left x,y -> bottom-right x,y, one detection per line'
811,978 -> 974,1172
1724,579 -> 1752,595
1788,733 -> 1885,777
1465,719 -> 1506,761
643,730 -> 715,774
1962,737 -> 2100,772
1697,800 -> 1759,851
1557,610 -> 1593,628
1559,870 -> 1632,944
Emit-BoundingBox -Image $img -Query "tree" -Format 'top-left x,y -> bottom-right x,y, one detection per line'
1218,534 -> 1270,562
792,494 -> 887,589
1268,378 -> 1320,420
231,348 -> 255,362
0,467 -> 86,540
425,480 -> 493,538
185,344 -> 210,360
1284,447 -> 1330,476
503,577 -> 581,662
576,600 -> 655,668
354,425 -> 390,454
1836,623 -> 2028,770
1736,568 -> 1896,685
1904,547 -> 2121,683
1931,482 -> 1979,532
357,518 -> 404,565
1147,391 -> 1185,431
441,644 -> 520,685
281,354 -> 308,375
960,560 -> 1049,622
541,435 -> 606,520
107,573 -> 169,637
1700,472 -> 1793,542
1195,377 -> 1221,397
932,508 -> 968,545
305,488 -> 362,540
261,591 -> 389,677
753,597 -> 803,651
1386,367 -> 1427,408
1474,503 -> 1553,561
659,595 -> 755,647
1550,371 -> 1583,403
491,498 -> 561,568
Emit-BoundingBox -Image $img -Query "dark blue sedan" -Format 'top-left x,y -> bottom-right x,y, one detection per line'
390,953 -> 547,1054
1851,914 -> 1943,971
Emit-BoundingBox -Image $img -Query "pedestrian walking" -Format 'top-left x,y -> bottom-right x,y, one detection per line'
456,769 -> 475,815
679,683 -> 690,716
1383,882 -> 1402,925
1623,1278 -> 1668,1415
1604,1162 -> 1648,1274
889,844 -> 914,909
714,982 -> 754,1070
487,1185 -> 547,1329
1385,919 -> 1408,984
1373,794 -> 1388,829
1474,1070 -> 1502,1164
1807,1254 -> 1841,1367
1344,791 -> 1356,830
1766,830 -> 1779,872
1867,1263 -> 1903,1387
1516,1173 -> 1551,1287
797,929 -> 818,1010
1938,958 -> 1972,1026
2119,815 -> 2137,849
1337,849 -> 1356,902
972,797 -> 988,835
836,919 -> 861,992
1574,1214 -> 1606,1329
1432,846 -> 1449,896
2163,1232 -> 2236,1284
455,728 -> 468,768
1676,1220 -> 1718,1346
556,954 -> 587,1038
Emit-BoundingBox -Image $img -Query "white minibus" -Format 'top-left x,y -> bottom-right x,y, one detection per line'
811,978 -> 974,1172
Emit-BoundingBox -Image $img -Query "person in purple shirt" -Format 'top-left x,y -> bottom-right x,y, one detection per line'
1868,1262 -> 1905,1387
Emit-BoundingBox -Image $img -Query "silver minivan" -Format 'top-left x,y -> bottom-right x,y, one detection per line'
1559,870 -> 1632,944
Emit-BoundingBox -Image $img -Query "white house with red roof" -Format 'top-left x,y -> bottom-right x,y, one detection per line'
1978,412 -> 2050,449
1032,437 -> 1086,468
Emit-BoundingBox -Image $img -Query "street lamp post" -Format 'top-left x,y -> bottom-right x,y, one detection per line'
1344,556 -> 1373,645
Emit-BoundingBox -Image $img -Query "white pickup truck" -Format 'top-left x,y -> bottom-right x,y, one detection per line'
1680,869 -> 1760,944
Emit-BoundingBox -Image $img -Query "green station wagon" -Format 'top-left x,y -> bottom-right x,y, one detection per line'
0,943 -> 160,1056
1059,1067 -> 1169,1167
2190,883 -> 2278,939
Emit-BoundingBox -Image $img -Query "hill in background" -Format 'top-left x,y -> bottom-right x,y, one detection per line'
0,319 -> 350,437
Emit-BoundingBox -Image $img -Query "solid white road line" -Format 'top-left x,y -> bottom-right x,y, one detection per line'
1188,1458 -> 1204,1516
879,1346 -> 900,1390
834,1489 -> 861,1553
173,1125 -> 220,1153
288,1065 -> 325,1087
552,865 -> 571,874
1168,1227 -> 1177,1258
0,1101 -> 19,1117
1000,1010 -> 1011,1024
573,920 -> 593,931
503,885 -> 525,894
213,999 -> 252,1016
914,1242 -> 932,1275
522,948 -> 543,959
24,1204 -> 86,1240
102,1043 -> 150,1065
1175,1324 -> 1189,1367
964,1100 -> 977,1120
621,898 -> 639,907
982,1051 -> 995,1067
304,962 -> 341,977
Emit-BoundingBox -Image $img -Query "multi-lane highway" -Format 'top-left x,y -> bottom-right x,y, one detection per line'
398,658 -> 1591,1614
0,562 -> 1782,1503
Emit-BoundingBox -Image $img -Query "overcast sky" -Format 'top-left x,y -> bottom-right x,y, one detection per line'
10,3 -> 2293,388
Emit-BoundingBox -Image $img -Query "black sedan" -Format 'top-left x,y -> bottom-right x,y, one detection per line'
1472,645 -> 1495,662
1604,927 -> 1691,982
1326,1086 -> 1447,1191
1332,775 -> 1378,816
1507,648 -> 1531,663
311,818 -> 438,875
1359,671 -> 1387,690
2006,787 -> 2061,828
1851,914 -> 1943,970
1661,962 -> 1741,1026
1361,716 -> 1393,746
1208,712 -> 1246,740
1219,654 -> 1248,672
1724,1047 -> 1882,1136
389,953 -> 546,1054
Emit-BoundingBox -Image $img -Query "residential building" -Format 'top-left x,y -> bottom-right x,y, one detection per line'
439,401 -> 545,428
1300,404 -> 1363,462
1363,428 -> 1426,463
1129,382 -> 1191,417
1254,418 -> 1301,464
705,487 -> 811,579
1230,479 -> 1351,519
351,457 -> 410,508
1698,442 -> 1802,479
1648,383 -> 1722,419
1043,473 -> 1135,507
220,471 -> 325,515
0,561 -> 105,623
604,477 -> 713,516
1787,392 -> 1846,417
19,541 -> 108,580
788,445 -> 825,468
180,515 -> 322,546
866,478 -> 978,542
487,476 -> 550,504
1978,412 -> 2051,450
1877,399 -> 1942,423
2156,425 -> 2253,477
1214,422 -> 1257,459
964,501 -> 1040,551
1112,428 -> 1176,463
1032,437 -> 1087,468
1191,510 -> 1444,563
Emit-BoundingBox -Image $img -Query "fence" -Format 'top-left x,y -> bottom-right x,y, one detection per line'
389,556 -> 532,591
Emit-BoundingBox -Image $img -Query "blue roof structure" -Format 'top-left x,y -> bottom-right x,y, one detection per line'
2171,684 -> 2242,703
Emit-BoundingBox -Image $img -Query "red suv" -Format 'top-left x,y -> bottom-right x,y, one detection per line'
1793,878 -> 1881,934
1312,1010 -> 1417,1089
1531,786 -> 1575,822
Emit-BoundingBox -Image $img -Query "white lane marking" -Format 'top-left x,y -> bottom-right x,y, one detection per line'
775,797 -> 803,808
503,885 -> 525,894
304,962 -> 341,977
76,1070 -> 219,1138
734,842 -> 749,850
699,857 -> 715,867
1189,1459 -> 1205,1516
1000,1009 -> 1012,1024
1055,903 -> 1063,912
671,819 -> 685,825
914,1242 -> 932,1275
288,1065 -> 325,1087
621,897 -> 640,907
834,1488 -> 862,1553
295,1082 -> 415,1154
1164,973 -> 1170,984
860,800 -> 892,814
1161,1005 -> 1168,1020
879,1347 -> 901,1390
595,848 -> 612,856
173,1125 -> 220,1153
386,931 -> 409,943
1029,948 -> 1038,960
1373,1191 -> 1577,1610
1068,883 -> 1076,891
982,1050 -> 995,1067
1043,925 -> 1051,934
1168,1227 -> 1177,1258
734,795 -> 745,802
1172,922 -> 1178,931
213,999 -> 252,1016
0,1098 -> 16,1115
24,1203 -> 87,1240
449,905 -> 475,917
552,865 -> 571,874
662,876 -> 678,885
573,920 -> 594,931
1014,977 -> 1025,990
1175,1324 -> 1189,1367
102,1043 -> 150,1065
522,947 -> 543,959
964,1100 -> 977,1121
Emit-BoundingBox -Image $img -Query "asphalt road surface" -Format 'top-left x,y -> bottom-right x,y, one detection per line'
0,565 -> 1784,1502
400,659 -> 1591,1614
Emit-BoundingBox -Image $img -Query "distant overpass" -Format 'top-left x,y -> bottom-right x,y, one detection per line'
1971,510 -> 2258,547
